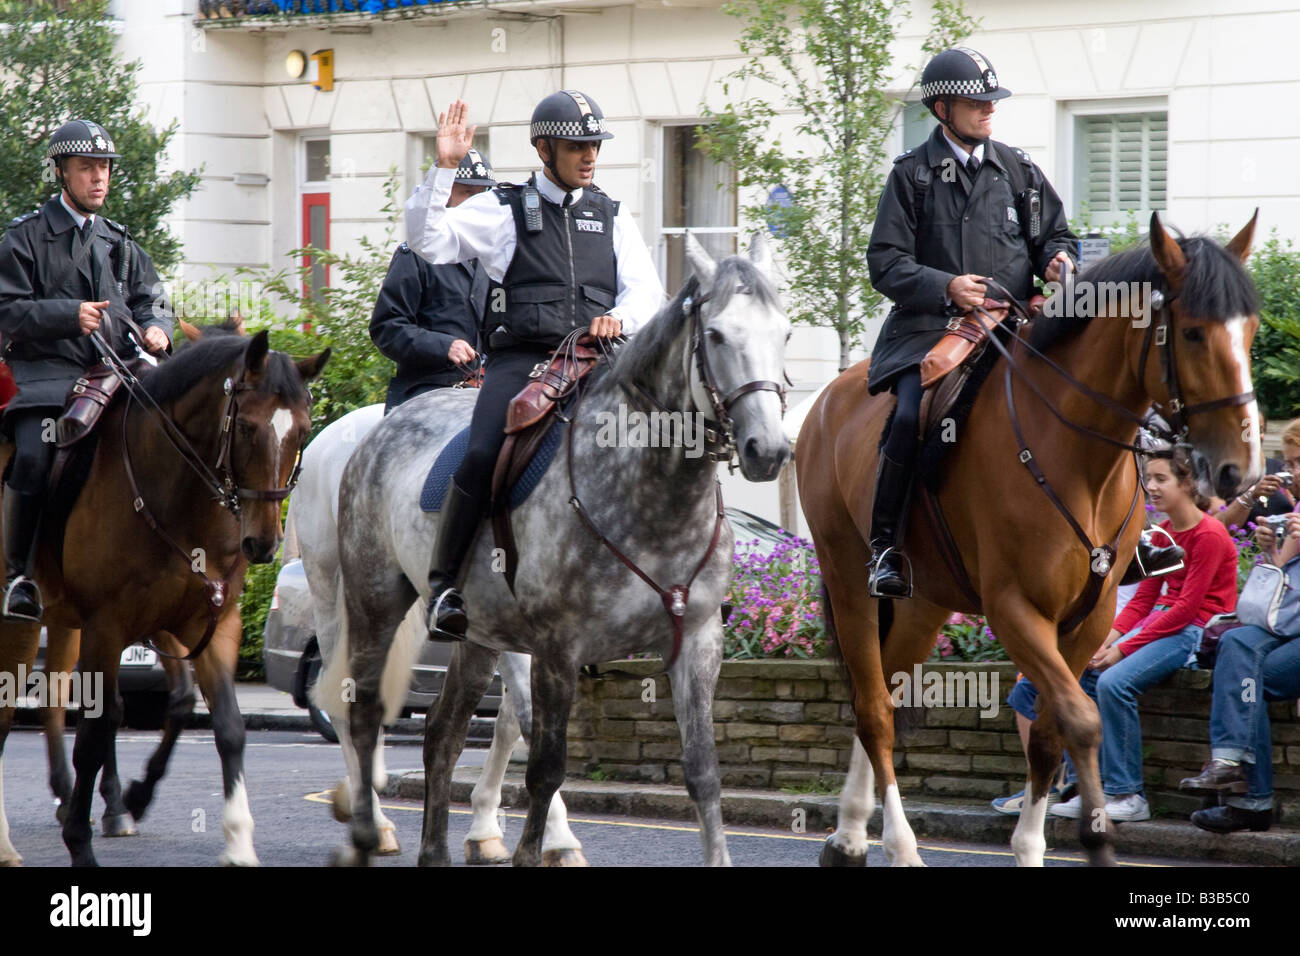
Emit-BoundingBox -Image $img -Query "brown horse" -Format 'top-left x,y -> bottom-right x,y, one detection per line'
0,331 -> 327,866
797,213 -> 1261,866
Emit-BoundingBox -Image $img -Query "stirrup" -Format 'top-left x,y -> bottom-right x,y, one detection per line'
1,574 -> 43,622
426,587 -> 467,643
868,547 -> 913,599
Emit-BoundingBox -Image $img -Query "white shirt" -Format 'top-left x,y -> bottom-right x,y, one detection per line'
59,193 -> 94,231
943,135 -> 984,169
404,165 -> 665,335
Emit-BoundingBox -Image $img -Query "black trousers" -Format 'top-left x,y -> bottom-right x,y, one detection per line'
3,408 -> 58,497
880,368 -> 922,464
451,347 -> 550,505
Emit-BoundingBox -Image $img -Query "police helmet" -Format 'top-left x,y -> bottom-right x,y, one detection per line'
920,48 -> 1011,112
455,147 -> 496,187
47,119 -> 121,163
529,91 -> 614,145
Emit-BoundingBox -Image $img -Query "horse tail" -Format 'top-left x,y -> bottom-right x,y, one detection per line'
310,576 -> 352,724
378,600 -> 426,726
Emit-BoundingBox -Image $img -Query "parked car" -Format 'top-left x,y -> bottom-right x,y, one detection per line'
263,558 -> 502,742
27,628 -> 171,730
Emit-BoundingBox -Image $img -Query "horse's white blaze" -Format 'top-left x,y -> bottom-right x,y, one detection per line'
0,757 -> 19,865
219,776 -> 259,866
1010,779 -> 1047,867
827,738 -> 873,858
270,407 -> 294,447
1227,317 -> 1263,481
881,783 -> 923,867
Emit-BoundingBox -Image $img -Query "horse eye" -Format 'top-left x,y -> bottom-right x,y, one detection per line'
237,420 -> 257,439
706,328 -> 725,345
1182,327 -> 1204,343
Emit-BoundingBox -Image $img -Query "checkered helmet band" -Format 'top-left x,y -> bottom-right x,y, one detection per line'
530,90 -> 614,142
455,147 -> 496,186
920,48 -> 1009,104
47,119 -> 120,160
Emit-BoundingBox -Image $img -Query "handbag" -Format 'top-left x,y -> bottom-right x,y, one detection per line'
1236,556 -> 1300,636
1195,613 -> 1240,669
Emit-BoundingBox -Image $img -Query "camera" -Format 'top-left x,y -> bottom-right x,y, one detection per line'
1277,471 -> 1294,489
1263,514 -> 1291,531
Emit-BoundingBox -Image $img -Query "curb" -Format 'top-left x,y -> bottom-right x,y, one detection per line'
385,769 -> 1300,866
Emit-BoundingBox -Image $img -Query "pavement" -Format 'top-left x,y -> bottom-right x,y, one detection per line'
38,682 -> 1300,866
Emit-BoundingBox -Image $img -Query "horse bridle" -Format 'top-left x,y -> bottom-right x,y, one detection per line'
91,335 -> 302,660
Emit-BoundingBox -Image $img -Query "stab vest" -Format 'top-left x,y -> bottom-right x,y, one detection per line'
493,176 -> 618,348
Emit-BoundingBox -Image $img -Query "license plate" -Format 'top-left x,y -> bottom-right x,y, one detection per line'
120,645 -> 157,667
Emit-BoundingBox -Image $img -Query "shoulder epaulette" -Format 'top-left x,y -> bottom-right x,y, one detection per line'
1011,146 -> 1032,165
7,209 -> 39,229
893,148 -> 916,163
397,241 -> 410,253
101,217 -> 128,235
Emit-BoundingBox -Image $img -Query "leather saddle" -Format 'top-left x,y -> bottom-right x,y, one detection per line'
56,360 -> 142,448
490,340 -> 604,591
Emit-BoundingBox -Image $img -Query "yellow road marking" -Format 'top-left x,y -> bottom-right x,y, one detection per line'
304,791 -> 1163,866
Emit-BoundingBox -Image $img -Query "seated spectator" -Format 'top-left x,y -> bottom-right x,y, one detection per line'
1214,416 -> 1298,530
1180,508 -> 1300,833
1047,453 -> 1238,822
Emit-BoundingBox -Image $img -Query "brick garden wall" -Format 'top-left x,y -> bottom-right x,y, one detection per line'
566,659 -> 1300,820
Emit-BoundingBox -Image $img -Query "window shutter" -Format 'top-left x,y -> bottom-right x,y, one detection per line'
1081,112 -> 1167,215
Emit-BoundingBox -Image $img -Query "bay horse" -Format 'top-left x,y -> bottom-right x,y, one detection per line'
333,233 -> 789,866
798,213 -> 1262,866
290,403 -> 587,864
0,330 -> 328,866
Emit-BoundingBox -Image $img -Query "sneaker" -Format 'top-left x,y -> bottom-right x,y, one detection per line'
990,783 -> 1065,816
1104,793 -> 1151,822
1048,794 -> 1083,819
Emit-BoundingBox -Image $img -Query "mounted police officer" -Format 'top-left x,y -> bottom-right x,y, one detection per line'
0,119 -> 173,621
405,93 -> 664,641
864,49 -> 1077,598
370,148 -> 497,412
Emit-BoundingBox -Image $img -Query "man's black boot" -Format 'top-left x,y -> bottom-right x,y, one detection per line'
425,481 -> 482,642
1120,526 -> 1186,586
867,454 -> 913,599
2,488 -> 44,622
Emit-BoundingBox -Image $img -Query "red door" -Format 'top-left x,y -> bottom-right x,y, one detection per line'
302,192 -> 330,320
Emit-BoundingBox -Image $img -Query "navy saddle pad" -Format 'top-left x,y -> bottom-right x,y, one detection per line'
420,422 -> 564,512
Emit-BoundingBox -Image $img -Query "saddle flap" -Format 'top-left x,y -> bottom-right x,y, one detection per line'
919,300 -> 1011,390
504,344 -> 601,435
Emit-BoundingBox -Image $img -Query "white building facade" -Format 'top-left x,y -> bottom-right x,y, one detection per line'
109,0 -> 1300,529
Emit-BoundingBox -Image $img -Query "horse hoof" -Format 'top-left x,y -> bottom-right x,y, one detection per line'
101,814 -> 138,838
123,781 -> 150,821
330,845 -> 367,867
376,826 -> 401,856
218,850 -> 261,867
541,848 -> 588,867
465,837 -> 511,865
330,783 -> 351,823
0,853 -> 21,867
819,837 -> 867,867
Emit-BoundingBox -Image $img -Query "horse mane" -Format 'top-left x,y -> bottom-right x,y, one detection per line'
1029,234 -> 1261,353
612,255 -> 781,385
143,334 -> 309,405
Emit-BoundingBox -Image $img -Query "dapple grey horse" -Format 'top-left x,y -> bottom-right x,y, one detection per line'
292,403 -> 586,864
334,233 -> 790,866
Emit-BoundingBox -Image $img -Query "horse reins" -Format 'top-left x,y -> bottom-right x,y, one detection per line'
938,272 -> 1257,634
90,333 -> 301,661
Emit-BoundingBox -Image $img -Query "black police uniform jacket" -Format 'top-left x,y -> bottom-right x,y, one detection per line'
866,125 -> 1077,394
0,196 -> 174,414
369,242 -> 488,407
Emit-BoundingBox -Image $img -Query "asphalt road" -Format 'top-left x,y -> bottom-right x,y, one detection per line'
1,727 -> 1217,867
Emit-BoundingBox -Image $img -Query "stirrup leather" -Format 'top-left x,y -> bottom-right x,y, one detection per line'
868,546 -> 913,598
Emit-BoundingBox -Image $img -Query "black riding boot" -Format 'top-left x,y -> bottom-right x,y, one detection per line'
425,480 -> 483,642
868,454 -> 914,598
2,488 -> 44,622
1120,526 -> 1186,586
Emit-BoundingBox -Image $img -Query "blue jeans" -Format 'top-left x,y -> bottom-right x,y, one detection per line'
1006,676 -> 1078,786
1209,625 -> 1300,811
1095,625 -> 1202,797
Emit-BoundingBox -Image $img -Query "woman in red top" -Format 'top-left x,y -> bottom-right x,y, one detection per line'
1051,454 -> 1238,823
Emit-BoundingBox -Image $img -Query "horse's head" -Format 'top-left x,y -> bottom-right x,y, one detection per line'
684,231 -> 791,481
220,331 -> 330,562
1141,211 -> 1262,500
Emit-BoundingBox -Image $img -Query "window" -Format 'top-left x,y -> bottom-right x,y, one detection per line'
1073,111 -> 1167,224
300,136 -> 330,304
420,131 -> 491,177
901,99 -> 934,153
659,124 -> 737,292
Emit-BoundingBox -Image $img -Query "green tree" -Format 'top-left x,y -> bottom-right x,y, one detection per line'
1246,231 -> 1300,421
697,0 -> 978,371
0,0 -> 201,271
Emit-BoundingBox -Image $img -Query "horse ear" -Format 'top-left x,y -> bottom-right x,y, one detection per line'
749,230 -> 773,275
179,318 -> 201,342
246,329 -> 270,373
1225,208 -> 1259,264
685,231 -> 717,284
295,347 -> 331,383
1149,212 -> 1186,292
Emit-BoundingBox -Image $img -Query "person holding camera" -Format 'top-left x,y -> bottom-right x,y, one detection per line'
1180,504 -> 1300,833
1047,453 -> 1238,822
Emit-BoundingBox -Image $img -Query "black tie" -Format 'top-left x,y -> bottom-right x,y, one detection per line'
77,218 -> 93,248
967,153 -> 981,176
